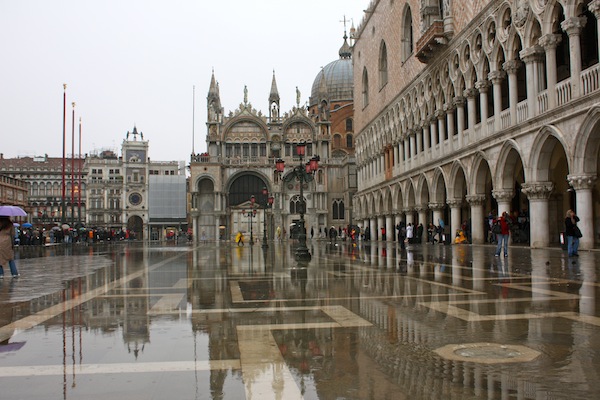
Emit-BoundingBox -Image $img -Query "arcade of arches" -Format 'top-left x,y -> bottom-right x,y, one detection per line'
353,0 -> 600,250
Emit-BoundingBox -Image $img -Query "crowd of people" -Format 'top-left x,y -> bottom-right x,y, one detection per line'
14,226 -> 137,246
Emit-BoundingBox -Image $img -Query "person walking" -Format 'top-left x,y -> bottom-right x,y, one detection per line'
406,223 -> 414,244
494,212 -> 511,257
0,217 -> 19,278
564,209 -> 581,257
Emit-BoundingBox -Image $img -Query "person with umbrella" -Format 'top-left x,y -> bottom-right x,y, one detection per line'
0,216 -> 20,278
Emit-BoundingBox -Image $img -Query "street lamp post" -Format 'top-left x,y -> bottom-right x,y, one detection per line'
275,140 -> 319,262
247,195 -> 256,246
261,187 -> 274,249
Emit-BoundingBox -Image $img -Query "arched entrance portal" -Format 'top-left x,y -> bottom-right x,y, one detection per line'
127,215 -> 144,240
227,174 -> 269,241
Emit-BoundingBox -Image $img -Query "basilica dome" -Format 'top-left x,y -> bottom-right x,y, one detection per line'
309,36 -> 353,106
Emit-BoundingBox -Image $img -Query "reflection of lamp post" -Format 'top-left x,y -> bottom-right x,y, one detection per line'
275,140 -> 319,261
243,195 -> 257,246
261,187 -> 274,249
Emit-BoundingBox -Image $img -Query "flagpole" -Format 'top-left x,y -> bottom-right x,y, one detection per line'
62,84 -> 67,225
192,85 -> 195,155
71,102 -> 76,230
78,117 -> 82,227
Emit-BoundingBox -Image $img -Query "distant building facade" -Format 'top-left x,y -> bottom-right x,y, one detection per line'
86,126 -> 184,239
188,34 -> 357,242
0,127 -> 184,238
0,153 -> 85,225
0,173 -> 28,209
353,0 -> 600,248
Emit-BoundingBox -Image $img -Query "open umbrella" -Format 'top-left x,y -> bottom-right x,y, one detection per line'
22,222 -> 33,228
61,223 -> 70,230
13,222 -> 20,227
0,205 -> 27,217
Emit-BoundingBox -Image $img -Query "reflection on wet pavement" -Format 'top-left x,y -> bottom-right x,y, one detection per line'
0,241 -> 599,399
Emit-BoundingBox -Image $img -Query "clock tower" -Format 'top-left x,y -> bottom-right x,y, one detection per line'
122,126 -> 149,239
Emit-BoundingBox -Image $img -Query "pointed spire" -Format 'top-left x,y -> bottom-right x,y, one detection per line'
318,69 -> 328,97
269,70 -> 280,103
208,68 -> 218,98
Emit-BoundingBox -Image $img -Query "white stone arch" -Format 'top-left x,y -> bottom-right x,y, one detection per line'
392,182 -> 405,212
522,12 -> 543,48
527,125 -> 571,182
495,139 -> 527,190
404,179 -> 417,209
541,0 -> 566,34
482,17 -> 497,55
415,174 -> 431,207
574,106 -> 600,175
430,167 -> 448,203
469,151 -> 493,195
381,186 -> 393,213
448,160 -> 468,199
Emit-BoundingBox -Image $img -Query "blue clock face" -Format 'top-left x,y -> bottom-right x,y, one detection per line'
129,193 -> 142,206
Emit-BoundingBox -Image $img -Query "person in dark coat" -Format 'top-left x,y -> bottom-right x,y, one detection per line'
564,209 -> 580,257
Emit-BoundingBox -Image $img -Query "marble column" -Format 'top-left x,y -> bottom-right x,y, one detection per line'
466,195 -> 486,244
409,132 -> 417,158
475,80 -> 490,135
421,123 -> 429,155
521,182 -> 554,248
488,70 -> 506,130
447,199 -> 462,242
539,34 -> 561,109
404,208 -> 414,226
385,214 -> 394,242
568,174 -> 598,250
503,60 -> 521,125
453,96 -> 465,148
561,16 -> 586,98
590,1 -> 600,63
436,110 -> 446,151
492,190 -> 514,217
429,116 -> 437,150
370,218 -> 377,241
464,87 -> 478,141
520,45 -> 545,118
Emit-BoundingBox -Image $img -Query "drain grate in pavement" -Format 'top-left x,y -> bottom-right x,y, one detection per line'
434,343 -> 541,364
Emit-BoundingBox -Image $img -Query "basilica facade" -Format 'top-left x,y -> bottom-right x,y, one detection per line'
188,36 -> 357,242
353,0 -> 600,249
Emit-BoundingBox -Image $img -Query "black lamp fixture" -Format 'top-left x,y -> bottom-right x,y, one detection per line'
275,140 -> 319,261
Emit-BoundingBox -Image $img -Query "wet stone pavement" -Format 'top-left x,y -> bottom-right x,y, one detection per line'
0,240 -> 599,399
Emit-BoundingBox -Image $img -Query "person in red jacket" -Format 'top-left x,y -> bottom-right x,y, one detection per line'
494,212 -> 511,257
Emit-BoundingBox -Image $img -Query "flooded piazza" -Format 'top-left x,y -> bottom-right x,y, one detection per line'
0,240 -> 599,399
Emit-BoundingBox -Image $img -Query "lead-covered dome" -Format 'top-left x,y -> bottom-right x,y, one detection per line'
309,35 -> 353,107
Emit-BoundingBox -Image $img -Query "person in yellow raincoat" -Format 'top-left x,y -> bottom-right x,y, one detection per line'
235,231 -> 245,246
454,229 -> 468,244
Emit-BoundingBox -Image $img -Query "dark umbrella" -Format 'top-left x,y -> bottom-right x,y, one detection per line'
0,205 -> 27,217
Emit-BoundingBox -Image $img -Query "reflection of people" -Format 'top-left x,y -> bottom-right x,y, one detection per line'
0,217 -> 19,278
200,230 -> 207,243
564,209 -> 580,257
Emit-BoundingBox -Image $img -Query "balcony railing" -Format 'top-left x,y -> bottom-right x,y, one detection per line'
415,21 -> 446,63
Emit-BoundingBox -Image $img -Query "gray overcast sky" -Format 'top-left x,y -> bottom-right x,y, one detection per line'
0,0 -> 366,162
